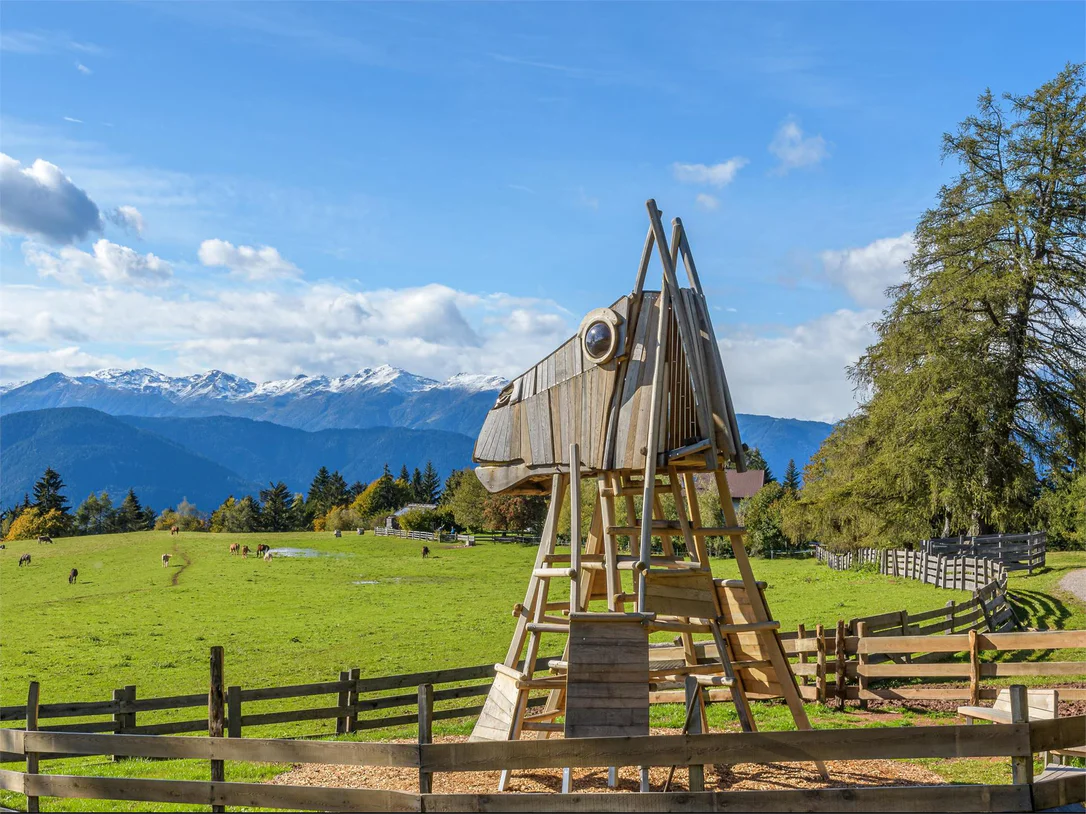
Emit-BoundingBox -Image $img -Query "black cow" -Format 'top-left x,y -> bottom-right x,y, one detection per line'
68,568 -> 78,584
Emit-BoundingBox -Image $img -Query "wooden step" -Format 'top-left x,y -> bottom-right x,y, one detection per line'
526,622 -> 569,634
695,675 -> 735,687
521,721 -> 564,732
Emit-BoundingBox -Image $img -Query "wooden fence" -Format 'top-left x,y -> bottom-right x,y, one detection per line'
814,543 -> 1014,592
921,532 -> 1047,573
0,655 -> 559,760
372,527 -> 459,542
1,695 -> 1082,812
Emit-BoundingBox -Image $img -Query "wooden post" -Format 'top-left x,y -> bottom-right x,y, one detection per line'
111,688 -> 125,761
124,685 -> 136,733
227,686 -> 241,738
418,684 -> 434,795
684,675 -> 705,792
209,645 -> 225,813
569,443 -> 582,613
797,623 -> 810,686
1008,685 -> 1034,785
855,622 -> 868,710
834,619 -> 846,708
946,600 -> 956,634
26,681 -> 40,814
968,629 -> 980,706
347,667 -> 360,733
336,670 -> 350,735
816,624 -> 827,705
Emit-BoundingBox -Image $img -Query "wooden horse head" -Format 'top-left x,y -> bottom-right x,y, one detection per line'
474,200 -> 745,494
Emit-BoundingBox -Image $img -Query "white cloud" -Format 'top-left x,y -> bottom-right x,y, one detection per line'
0,346 -> 122,383
695,193 -> 720,211
198,239 -> 301,280
107,205 -> 146,236
769,120 -> 828,172
720,309 -> 878,423
672,158 -> 748,187
0,276 -> 573,385
24,239 -> 173,286
0,153 -> 102,244
63,116 -> 83,124
0,30 -> 102,55
821,232 -> 913,307
76,62 -> 92,75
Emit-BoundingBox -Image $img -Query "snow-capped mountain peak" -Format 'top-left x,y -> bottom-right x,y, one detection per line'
431,372 -> 508,392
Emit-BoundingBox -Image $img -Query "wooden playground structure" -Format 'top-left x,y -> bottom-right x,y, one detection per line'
470,200 -> 823,790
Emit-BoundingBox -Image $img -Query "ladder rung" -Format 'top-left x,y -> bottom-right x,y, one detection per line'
718,621 -> 780,634
695,674 -> 735,687
733,659 -> 773,670
533,567 -> 577,579
526,622 -> 569,634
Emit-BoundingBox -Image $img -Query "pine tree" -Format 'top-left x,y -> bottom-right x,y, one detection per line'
783,459 -> 801,493
118,489 -> 147,532
261,482 -> 293,532
225,495 -> 261,533
420,460 -> 441,503
411,468 -> 424,502
75,492 -> 114,535
33,467 -> 70,515
743,447 -> 774,483
399,464 -> 411,483
326,471 -> 349,509
348,481 -> 366,502
307,467 -> 332,516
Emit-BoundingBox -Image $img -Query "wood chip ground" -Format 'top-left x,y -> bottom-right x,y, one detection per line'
269,733 -> 945,795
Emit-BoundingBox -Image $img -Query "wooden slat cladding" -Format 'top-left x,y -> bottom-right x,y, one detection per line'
564,618 -> 650,739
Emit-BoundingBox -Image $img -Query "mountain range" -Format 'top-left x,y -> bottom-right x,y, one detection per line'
0,367 -> 835,510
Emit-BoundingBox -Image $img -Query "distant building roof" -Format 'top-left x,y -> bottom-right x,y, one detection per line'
726,470 -> 765,500
393,503 -> 437,516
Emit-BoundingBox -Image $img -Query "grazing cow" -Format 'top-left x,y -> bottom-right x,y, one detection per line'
229,543 -> 240,556
19,553 -> 31,567
421,546 -> 430,558
263,551 -> 272,562
68,568 -> 78,584
0,543 -> 6,549
170,525 -> 180,536
333,528 -> 342,538
162,553 -> 171,568
241,545 -> 250,558
256,543 -> 270,556
38,535 -> 53,545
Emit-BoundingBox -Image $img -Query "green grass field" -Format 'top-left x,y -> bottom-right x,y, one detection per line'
1,531 -> 1082,811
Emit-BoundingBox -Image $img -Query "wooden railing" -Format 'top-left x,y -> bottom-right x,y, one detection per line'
922,532 -> 1046,573
372,527 -> 459,542
814,543 -> 1013,592
1,703 -> 1082,812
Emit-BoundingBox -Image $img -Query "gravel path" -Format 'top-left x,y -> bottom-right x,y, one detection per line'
1058,568 -> 1086,606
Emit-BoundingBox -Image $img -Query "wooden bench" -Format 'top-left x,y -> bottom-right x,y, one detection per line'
958,688 -> 1058,725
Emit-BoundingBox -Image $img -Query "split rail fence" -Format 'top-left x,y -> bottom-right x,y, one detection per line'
921,532 -> 1047,573
1,693 -> 1082,812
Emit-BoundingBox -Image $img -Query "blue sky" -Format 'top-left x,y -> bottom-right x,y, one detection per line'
1,2 -> 1082,421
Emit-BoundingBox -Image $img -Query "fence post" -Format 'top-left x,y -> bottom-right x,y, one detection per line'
209,645 -> 225,814
946,600 -> 956,634
1009,685 -> 1034,785
855,621 -> 868,710
684,675 -> 705,792
111,688 -> 125,761
834,619 -> 847,708
227,686 -> 241,738
816,624 -> 827,705
336,670 -> 350,735
124,685 -> 136,733
26,681 -> 40,814
968,629 -> 980,706
347,668 -> 360,733
418,683 -> 434,795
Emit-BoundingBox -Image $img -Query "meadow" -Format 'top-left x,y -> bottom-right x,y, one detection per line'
1,531 -> 1083,812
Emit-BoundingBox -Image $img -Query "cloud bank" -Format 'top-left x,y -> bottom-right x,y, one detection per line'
0,153 -> 102,244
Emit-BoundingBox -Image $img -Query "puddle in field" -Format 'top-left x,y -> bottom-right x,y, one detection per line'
268,547 -> 347,558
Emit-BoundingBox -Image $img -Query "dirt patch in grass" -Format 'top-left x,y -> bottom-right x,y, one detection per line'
270,733 -> 945,794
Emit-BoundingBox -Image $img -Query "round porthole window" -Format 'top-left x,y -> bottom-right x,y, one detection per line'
584,321 -> 613,359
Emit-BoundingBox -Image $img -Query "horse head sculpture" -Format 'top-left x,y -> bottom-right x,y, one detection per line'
474,201 -> 745,494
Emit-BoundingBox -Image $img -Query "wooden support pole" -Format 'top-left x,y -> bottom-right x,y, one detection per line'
111,688 -> 125,761
797,623 -> 810,686
1008,685 -> 1034,785
336,670 -> 350,735
209,645 -> 225,813
227,686 -> 242,739
124,685 -> 137,733
418,684 -> 434,794
816,624 -> 827,705
684,675 -> 705,792
946,600 -> 956,634
26,681 -> 40,814
569,443 -> 582,614
835,619 -> 846,708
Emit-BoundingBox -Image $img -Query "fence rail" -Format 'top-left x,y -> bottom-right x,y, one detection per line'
1,706 -> 1082,812
921,532 -> 1047,573
372,527 -> 459,542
